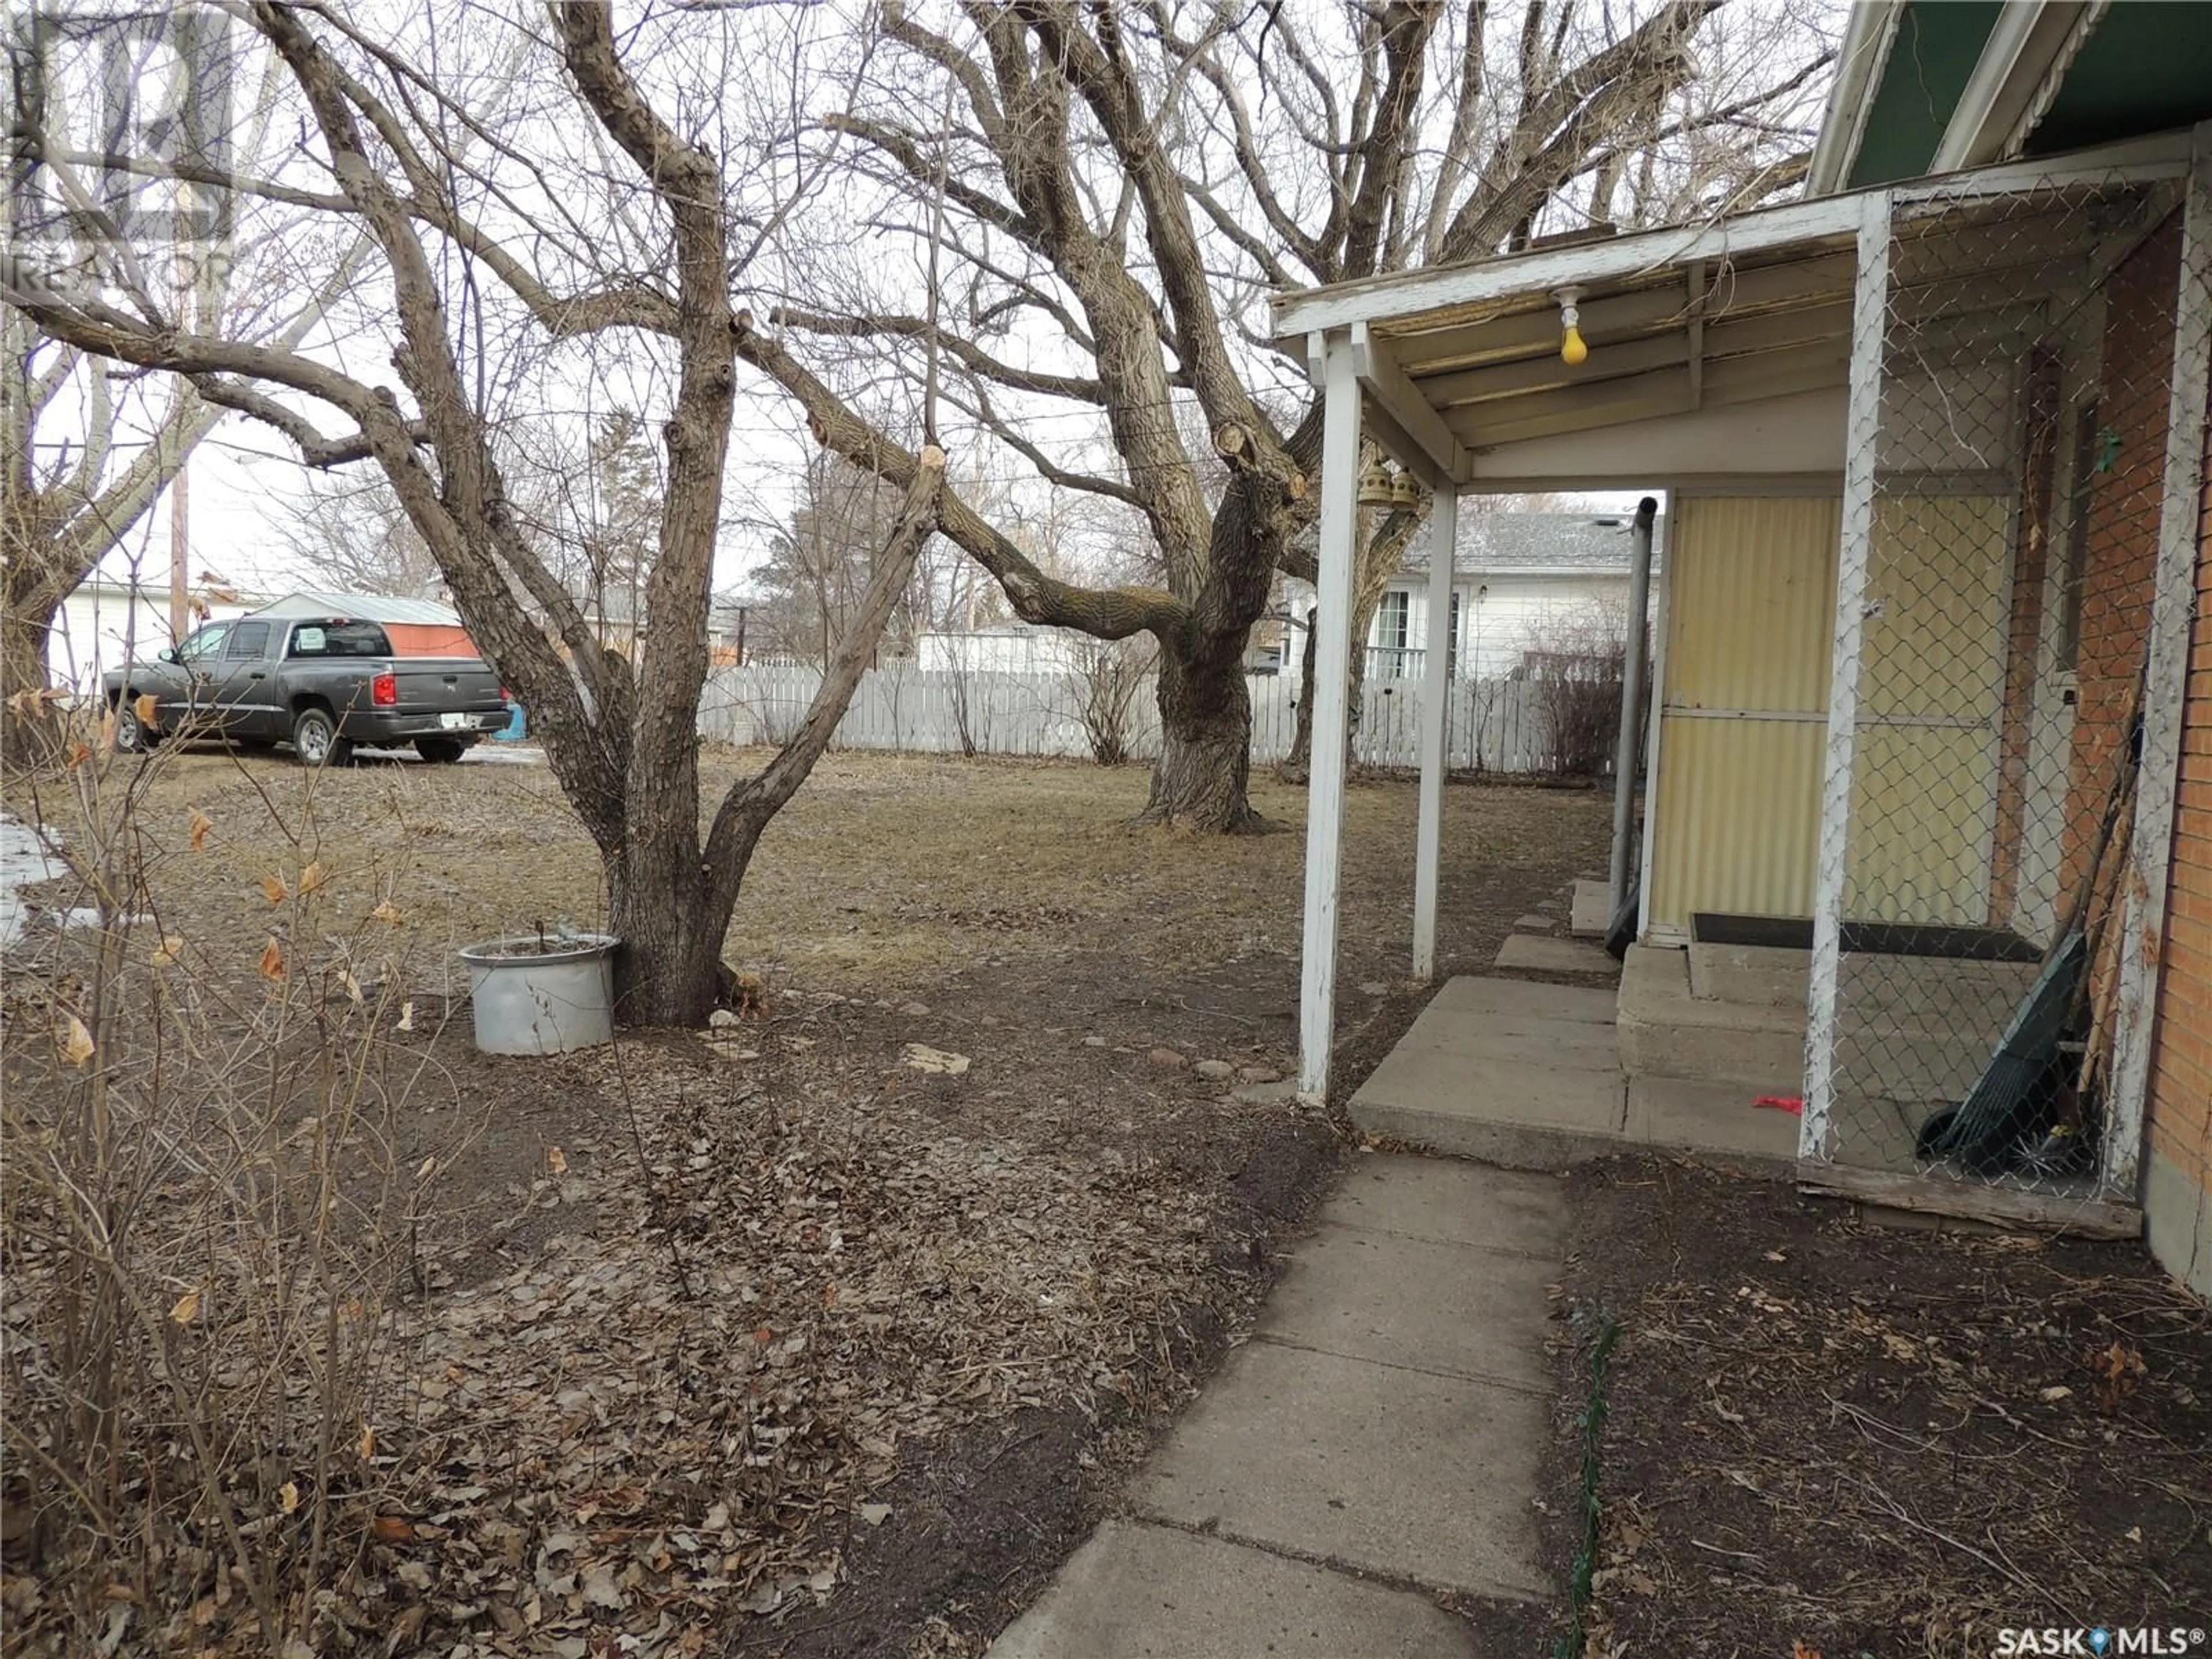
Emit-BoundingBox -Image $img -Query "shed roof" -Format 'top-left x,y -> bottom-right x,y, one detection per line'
255,589 -> 464,626
1398,512 -> 1666,577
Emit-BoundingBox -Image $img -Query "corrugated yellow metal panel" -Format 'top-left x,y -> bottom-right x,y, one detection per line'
1849,728 -> 2001,925
1650,717 -> 1826,925
1861,496 -> 2009,720
1845,494 -> 2010,925
1648,495 -> 1841,931
1662,496 -> 1842,714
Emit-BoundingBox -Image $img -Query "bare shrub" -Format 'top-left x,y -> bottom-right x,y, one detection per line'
1065,638 -> 1157,766
1,706 -> 464,1654
1518,598 -> 1641,778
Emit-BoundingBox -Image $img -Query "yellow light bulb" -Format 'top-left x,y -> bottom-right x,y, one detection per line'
1560,323 -> 1588,366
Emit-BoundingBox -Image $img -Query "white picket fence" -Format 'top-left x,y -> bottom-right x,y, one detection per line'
699,663 -> 1565,772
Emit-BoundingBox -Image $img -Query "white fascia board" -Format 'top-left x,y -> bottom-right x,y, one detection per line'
1809,1 -> 1907,196
1273,194 -> 1863,340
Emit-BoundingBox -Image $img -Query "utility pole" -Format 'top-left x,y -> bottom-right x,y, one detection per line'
168,465 -> 189,642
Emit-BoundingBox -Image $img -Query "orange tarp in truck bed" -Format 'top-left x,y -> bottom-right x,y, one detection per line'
382,623 -> 479,656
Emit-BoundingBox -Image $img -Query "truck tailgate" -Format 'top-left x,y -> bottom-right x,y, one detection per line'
391,660 -> 505,711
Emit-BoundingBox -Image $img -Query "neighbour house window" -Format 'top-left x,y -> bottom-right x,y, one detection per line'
225,621 -> 270,659
1376,590 -> 1409,649
1372,589 -> 1412,679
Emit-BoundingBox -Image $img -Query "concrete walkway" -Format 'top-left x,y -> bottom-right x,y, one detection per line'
987,1156 -> 1566,1657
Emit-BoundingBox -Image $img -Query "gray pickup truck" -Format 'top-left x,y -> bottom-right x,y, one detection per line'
104,614 -> 509,767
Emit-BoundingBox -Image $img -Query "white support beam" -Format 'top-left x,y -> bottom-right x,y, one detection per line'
2104,120 -> 2212,1198
1351,323 -> 1469,487
1894,130 -> 2194,205
1803,190 -> 1893,1164
1412,488 -> 1460,980
1298,332 -> 1363,1100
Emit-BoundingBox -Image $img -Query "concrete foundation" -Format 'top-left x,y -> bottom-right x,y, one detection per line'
2143,1145 -> 2212,1299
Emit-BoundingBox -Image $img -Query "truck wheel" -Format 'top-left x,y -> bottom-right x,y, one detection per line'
292,706 -> 353,768
113,698 -> 160,753
414,737 -> 468,764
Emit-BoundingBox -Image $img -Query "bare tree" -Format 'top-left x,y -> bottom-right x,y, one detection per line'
735,0 -> 1834,828
754,450 -> 931,662
8,2 -> 948,1024
2,11 -> 372,762
275,468 -> 442,596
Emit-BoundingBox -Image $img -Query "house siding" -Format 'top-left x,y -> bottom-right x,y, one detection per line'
2143,382 -> 2212,1298
1361,571 -> 1634,681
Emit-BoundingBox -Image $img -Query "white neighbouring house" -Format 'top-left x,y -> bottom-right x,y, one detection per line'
1282,510 -> 1663,684
44,579 -> 260,695
1372,510 -> 1663,681
913,622 -> 1087,676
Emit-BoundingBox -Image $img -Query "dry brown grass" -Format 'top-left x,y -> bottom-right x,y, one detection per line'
12,744 -> 1611,997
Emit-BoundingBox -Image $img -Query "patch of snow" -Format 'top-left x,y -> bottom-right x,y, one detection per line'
0,815 -> 67,949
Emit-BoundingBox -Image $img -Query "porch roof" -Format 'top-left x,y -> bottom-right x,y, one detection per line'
1267,131 -> 2196,494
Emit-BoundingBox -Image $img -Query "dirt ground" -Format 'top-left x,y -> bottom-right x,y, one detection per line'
1550,1158 -> 2212,1659
1,743 -> 1613,1657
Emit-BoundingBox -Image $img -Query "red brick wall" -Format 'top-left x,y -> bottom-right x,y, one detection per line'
2144,382 -> 2212,1208
2062,222 -> 2182,906
1990,350 -> 2060,925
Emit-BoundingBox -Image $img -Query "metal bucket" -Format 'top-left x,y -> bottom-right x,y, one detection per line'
456,933 -> 618,1055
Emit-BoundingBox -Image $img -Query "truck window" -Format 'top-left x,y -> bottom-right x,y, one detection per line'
226,621 -> 271,659
287,620 -> 393,658
176,622 -> 230,663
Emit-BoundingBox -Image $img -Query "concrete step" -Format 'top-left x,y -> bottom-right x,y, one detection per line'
1569,878 -> 1612,937
1626,1074 -> 1802,1173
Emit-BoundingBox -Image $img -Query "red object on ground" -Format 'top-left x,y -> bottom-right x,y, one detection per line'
1753,1094 -> 1805,1115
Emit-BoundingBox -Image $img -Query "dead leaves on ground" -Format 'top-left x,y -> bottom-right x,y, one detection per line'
220,1013 -> 1238,1656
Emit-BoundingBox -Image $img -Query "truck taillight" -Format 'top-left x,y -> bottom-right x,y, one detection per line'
372,672 -> 398,707
500,686 -> 512,704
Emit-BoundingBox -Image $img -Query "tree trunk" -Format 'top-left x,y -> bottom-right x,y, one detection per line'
1279,607 -> 1319,783
1143,643 -> 1266,831
605,831 -> 737,1027
0,589 -> 59,771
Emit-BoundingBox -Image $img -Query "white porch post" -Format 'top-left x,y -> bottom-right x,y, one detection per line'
1298,332 -> 1363,1098
1802,188 -> 1892,1163
1412,488 -> 1460,980
2105,120 -> 2212,1197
